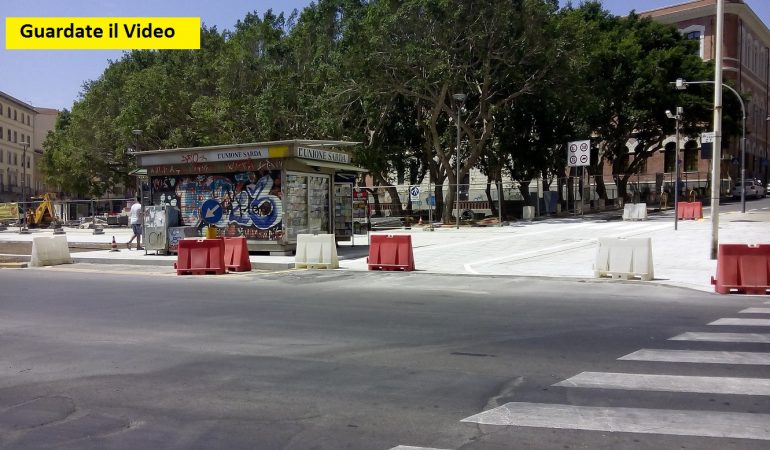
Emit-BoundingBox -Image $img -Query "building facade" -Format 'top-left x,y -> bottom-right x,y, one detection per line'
0,91 -> 58,204
642,0 -> 770,187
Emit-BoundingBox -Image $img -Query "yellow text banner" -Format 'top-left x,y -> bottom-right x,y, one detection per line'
5,17 -> 201,50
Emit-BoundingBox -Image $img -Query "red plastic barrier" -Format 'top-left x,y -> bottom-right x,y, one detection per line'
174,238 -> 226,275
711,244 -> 770,295
677,202 -> 703,220
224,237 -> 251,272
368,234 -> 415,271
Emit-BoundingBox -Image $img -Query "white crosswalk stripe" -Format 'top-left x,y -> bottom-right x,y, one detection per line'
740,307 -> 770,314
452,308 -> 770,443
461,402 -> 770,440
669,332 -> 770,343
391,446 -> 450,450
619,349 -> 770,365
555,372 -> 770,395
709,318 -> 770,326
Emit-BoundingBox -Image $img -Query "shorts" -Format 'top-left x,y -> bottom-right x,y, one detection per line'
131,224 -> 142,236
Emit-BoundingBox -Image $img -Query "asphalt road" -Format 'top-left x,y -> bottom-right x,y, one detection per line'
0,268 -> 767,449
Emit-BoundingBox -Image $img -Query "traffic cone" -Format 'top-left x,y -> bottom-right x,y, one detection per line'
418,217 -> 424,226
111,236 -> 119,252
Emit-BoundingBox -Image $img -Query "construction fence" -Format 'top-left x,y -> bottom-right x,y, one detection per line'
357,171 -> 728,226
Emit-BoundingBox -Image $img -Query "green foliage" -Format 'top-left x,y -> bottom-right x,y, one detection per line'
42,0 -> 717,204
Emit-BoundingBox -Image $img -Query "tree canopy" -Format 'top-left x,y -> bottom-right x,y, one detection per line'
43,0 -> 721,213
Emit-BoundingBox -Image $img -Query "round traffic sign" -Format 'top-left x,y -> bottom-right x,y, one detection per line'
580,143 -> 588,151
569,156 -> 578,164
580,155 -> 589,164
569,144 -> 577,153
201,198 -> 223,224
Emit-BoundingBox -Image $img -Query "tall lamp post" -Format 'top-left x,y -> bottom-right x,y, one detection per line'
665,107 -> 683,230
675,78 -> 746,213
20,142 -> 29,206
132,129 -> 143,201
452,93 -> 466,229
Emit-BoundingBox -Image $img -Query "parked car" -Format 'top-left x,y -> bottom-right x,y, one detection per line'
731,180 -> 766,199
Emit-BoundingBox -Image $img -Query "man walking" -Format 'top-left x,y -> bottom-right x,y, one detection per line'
127,197 -> 143,250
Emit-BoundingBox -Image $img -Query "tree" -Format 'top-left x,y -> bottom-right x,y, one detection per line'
571,3 -> 714,200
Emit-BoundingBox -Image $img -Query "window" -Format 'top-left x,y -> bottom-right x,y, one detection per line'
13,110 -> 16,121
0,127 -> 2,140
13,131 -> 17,143
0,150 -> 3,162
26,115 -> 30,126
21,133 -> 24,143
26,135 -> 30,144
684,148 -> 698,172
664,142 -> 676,173
681,25 -> 705,59
13,153 -> 17,166
0,173 -> 3,190
0,104 -> 3,114
7,129 -> 10,141
26,156 -> 30,169
20,113 -> 24,124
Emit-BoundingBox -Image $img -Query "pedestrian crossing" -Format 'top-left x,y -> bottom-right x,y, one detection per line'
459,301 -> 770,444
395,301 -> 770,448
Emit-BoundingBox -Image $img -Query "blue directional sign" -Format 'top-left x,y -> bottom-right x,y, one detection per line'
426,195 -> 435,207
200,198 -> 223,224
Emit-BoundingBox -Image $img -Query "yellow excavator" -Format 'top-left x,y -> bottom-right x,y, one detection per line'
25,193 -> 59,228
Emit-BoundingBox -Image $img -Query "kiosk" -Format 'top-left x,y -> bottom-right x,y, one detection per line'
135,140 -> 366,254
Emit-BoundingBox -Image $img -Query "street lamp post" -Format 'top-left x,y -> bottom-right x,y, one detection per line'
20,142 -> 28,206
665,107 -> 683,230
132,129 -> 143,201
452,93 -> 466,229
675,79 -> 746,213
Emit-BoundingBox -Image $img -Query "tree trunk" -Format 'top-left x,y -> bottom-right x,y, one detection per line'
594,159 -> 608,200
442,187 -> 456,224
519,180 -> 531,206
485,175 -> 498,216
384,185 -> 403,217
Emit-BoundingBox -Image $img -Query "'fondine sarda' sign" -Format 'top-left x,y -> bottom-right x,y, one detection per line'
295,147 -> 351,164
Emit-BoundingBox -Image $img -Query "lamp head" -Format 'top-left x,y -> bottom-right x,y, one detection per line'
665,110 -> 675,119
131,129 -> 142,136
675,78 -> 687,90
452,93 -> 466,103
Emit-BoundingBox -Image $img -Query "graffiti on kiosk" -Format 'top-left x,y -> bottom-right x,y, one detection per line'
152,170 -> 283,241
180,152 -> 208,164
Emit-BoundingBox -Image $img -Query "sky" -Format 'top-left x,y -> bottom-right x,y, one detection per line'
2,0 -> 769,111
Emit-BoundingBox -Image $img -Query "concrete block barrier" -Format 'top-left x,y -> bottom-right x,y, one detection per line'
295,234 -> 339,269
29,235 -> 73,267
622,203 -> 647,221
522,206 -> 535,221
594,237 -> 654,281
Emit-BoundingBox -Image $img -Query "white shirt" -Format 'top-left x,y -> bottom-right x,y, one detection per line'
129,202 -> 142,225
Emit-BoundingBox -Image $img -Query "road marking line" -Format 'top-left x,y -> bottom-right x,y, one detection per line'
669,332 -> 770,343
461,402 -> 770,440
709,318 -> 770,326
463,222 -> 671,273
391,447 -> 450,450
555,372 -> 770,396
619,349 -> 770,365
740,307 -> 770,314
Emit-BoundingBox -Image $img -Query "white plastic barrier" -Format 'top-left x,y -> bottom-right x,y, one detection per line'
594,237 -> 654,281
522,206 -> 535,221
295,234 -> 339,269
29,235 -> 73,267
622,203 -> 647,221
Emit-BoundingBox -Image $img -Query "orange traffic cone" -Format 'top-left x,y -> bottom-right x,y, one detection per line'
111,236 -> 119,252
